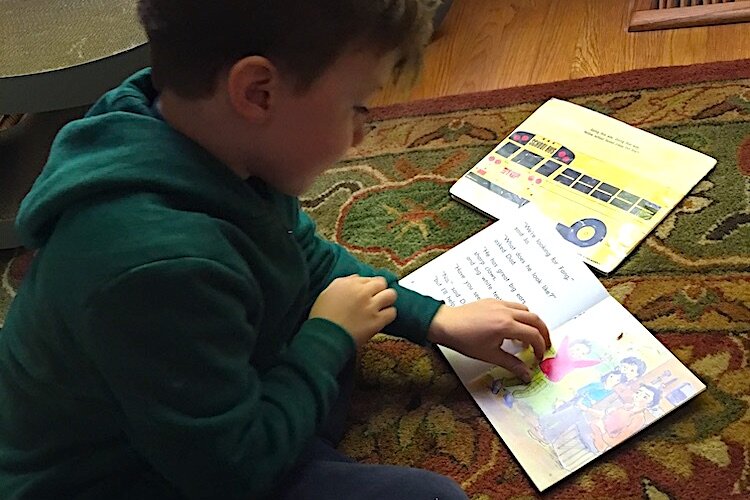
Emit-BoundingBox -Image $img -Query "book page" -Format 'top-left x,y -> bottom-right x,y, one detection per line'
465,296 -> 705,491
400,204 -> 608,382
400,205 -> 607,328
450,98 -> 716,273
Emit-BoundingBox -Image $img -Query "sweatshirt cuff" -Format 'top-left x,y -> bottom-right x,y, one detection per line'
288,318 -> 356,376
383,283 -> 443,345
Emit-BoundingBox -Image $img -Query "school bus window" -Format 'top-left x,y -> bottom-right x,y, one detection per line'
562,168 -> 581,179
638,199 -> 661,215
598,183 -> 619,195
497,142 -> 521,157
572,182 -> 595,194
617,191 -> 639,204
536,160 -> 562,177
611,197 -> 635,211
591,190 -> 614,202
555,174 -> 576,186
512,150 -> 545,168
630,207 -> 654,220
579,175 -> 599,188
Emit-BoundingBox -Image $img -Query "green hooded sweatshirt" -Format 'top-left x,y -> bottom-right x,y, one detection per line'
0,69 -> 442,499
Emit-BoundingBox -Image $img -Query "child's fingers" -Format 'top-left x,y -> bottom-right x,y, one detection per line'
497,300 -> 529,311
505,322 -> 547,361
362,276 -> 389,293
489,349 -> 532,384
373,288 -> 398,310
376,306 -> 397,328
513,310 -> 551,350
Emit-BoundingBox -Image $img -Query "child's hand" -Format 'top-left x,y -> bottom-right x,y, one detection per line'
427,299 -> 550,383
309,275 -> 397,348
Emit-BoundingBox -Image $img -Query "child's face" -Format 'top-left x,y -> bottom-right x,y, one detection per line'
604,373 -> 621,388
633,387 -> 655,408
569,343 -> 590,359
258,49 -> 396,195
619,362 -> 639,381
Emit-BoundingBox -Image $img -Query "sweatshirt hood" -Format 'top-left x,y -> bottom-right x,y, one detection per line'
16,69 -> 295,249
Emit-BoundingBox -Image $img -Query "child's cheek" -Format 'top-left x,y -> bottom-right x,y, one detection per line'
330,121 -> 356,159
311,131 -> 350,173
352,125 -> 365,148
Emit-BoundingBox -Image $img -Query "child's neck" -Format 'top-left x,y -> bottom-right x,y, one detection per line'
158,91 -> 254,180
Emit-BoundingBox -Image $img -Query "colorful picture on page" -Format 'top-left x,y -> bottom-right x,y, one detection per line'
464,297 -> 705,491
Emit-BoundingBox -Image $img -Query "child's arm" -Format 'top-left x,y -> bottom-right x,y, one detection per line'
295,208 -> 550,382
294,210 -> 550,381
577,401 -> 606,418
82,258 -> 358,498
295,208 -> 441,345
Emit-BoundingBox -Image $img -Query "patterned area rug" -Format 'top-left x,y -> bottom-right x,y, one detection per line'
2,60 -> 750,498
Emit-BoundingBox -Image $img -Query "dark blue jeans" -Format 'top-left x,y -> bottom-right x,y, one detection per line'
275,359 -> 468,500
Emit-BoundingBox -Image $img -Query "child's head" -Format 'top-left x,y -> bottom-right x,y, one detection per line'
568,339 -> 593,359
601,371 -> 626,389
618,356 -> 647,381
633,384 -> 661,409
138,0 -> 437,194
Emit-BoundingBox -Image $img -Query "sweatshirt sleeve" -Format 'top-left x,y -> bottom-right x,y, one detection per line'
80,257 -> 355,499
294,207 -> 442,345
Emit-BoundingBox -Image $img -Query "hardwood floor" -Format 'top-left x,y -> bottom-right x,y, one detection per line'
372,0 -> 750,106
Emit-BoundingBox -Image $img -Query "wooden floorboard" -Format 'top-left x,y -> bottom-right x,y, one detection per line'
372,0 -> 750,106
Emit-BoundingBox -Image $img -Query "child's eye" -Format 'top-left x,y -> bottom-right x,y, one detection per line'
354,105 -> 370,116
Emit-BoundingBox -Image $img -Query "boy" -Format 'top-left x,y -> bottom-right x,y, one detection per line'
584,384 -> 662,451
0,1 -> 550,498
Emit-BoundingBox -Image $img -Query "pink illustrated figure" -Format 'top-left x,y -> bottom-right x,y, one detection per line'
501,337 -> 600,407
540,337 -> 600,382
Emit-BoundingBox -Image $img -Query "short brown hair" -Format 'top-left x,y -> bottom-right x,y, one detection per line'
138,0 -> 437,98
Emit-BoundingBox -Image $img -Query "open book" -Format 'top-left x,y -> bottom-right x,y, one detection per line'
450,98 -> 716,273
400,205 -> 705,492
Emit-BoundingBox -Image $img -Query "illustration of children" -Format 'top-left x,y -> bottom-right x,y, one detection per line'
612,356 -> 648,403
618,356 -> 647,382
583,384 -> 662,452
566,370 -> 627,409
528,370 -> 626,451
503,337 -> 599,407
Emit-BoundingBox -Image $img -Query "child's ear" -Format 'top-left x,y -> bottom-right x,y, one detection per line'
226,56 -> 278,123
